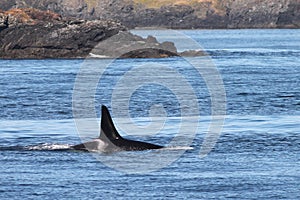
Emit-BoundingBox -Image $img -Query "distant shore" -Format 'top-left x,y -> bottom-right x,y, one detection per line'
1,0 -> 299,29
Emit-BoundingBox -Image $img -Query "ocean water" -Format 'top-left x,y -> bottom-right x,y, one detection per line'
0,29 -> 300,199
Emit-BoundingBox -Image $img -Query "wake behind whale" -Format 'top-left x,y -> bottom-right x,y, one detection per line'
0,106 -> 193,152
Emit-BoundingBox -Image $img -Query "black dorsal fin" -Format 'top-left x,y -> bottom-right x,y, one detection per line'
99,105 -> 123,141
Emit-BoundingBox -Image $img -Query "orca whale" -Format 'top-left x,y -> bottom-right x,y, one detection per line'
71,105 -> 163,152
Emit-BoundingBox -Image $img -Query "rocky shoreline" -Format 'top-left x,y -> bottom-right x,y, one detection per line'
0,0 -> 299,59
0,9 -> 124,59
0,8 -> 205,59
0,0 -> 299,29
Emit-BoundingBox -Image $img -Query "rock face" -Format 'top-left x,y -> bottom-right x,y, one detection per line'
0,8 -> 62,28
226,0 -> 292,28
0,0 -> 299,29
277,1 -> 300,28
0,8 -> 203,59
0,9 -> 126,58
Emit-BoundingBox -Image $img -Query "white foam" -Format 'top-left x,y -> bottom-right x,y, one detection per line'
26,143 -> 71,151
162,146 -> 194,150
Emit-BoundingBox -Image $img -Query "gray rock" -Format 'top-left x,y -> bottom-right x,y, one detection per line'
0,18 -> 126,58
0,10 -> 202,59
0,13 -> 9,31
90,31 -> 180,58
146,35 -> 158,43
179,50 -> 207,57
277,1 -> 300,28
1,0 -> 298,28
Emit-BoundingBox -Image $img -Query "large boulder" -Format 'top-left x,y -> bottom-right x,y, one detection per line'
89,32 -> 179,58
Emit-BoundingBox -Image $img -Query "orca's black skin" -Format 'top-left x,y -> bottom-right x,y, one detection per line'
71,105 -> 163,152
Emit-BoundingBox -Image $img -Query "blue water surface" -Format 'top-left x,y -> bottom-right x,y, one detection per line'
0,29 -> 300,199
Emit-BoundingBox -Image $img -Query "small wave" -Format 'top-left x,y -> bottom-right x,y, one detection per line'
0,145 -> 24,151
25,143 -> 71,151
162,146 -> 194,150
207,49 -> 300,57
0,143 -> 73,151
0,144 -> 193,152
89,53 -> 110,58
